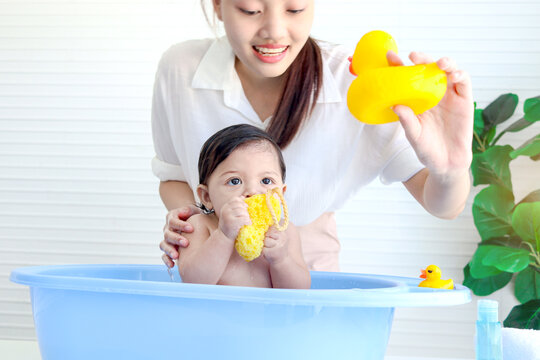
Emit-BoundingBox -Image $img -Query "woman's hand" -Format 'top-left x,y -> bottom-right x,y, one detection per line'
262,226 -> 289,265
387,50 -> 474,177
160,205 -> 201,268
218,197 -> 251,240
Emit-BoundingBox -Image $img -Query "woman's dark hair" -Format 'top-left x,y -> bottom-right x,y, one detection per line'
201,1 -> 323,149
267,37 -> 322,148
198,124 -> 286,185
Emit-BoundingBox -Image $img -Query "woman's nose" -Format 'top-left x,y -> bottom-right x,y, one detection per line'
258,10 -> 286,40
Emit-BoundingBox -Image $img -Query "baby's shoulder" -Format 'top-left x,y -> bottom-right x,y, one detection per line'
186,213 -> 215,236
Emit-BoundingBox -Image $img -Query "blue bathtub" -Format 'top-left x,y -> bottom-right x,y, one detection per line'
10,264 -> 470,360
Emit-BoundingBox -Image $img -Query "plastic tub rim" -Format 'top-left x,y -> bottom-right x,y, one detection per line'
10,264 -> 471,308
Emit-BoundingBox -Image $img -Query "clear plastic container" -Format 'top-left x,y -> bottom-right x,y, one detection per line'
476,299 -> 503,360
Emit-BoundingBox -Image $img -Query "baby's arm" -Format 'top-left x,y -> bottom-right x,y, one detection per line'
178,197 -> 251,285
177,214 -> 235,285
263,224 -> 311,289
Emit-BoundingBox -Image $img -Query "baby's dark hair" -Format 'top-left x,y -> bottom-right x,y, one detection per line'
198,124 -> 286,186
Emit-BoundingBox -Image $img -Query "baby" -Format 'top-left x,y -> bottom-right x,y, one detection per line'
177,124 -> 311,289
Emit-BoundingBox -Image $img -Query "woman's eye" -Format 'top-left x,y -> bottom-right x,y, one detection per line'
239,8 -> 259,15
228,178 -> 241,185
287,9 -> 304,14
261,178 -> 273,185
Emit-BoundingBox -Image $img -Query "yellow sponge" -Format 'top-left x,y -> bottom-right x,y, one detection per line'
235,189 -> 288,262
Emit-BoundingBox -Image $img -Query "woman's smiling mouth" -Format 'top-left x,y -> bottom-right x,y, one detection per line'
252,45 -> 289,63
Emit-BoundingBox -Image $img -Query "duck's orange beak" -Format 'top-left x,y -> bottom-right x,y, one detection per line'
348,56 -> 357,76
420,269 -> 427,279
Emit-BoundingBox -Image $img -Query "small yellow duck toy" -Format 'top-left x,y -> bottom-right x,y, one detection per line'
347,30 -> 447,125
418,265 -> 454,290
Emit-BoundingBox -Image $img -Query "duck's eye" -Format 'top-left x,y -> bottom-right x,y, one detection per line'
428,270 -> 432,273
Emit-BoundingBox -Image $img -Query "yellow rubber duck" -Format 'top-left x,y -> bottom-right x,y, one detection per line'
347,30 -> 447,125
419,265 -> 454,289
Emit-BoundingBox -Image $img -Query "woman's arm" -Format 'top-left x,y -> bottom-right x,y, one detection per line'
403,168 -> 470,220
159,181 -> 199,267
159,180 -> 196,210
265,225 -> 311,289
388,52 -> 473,219
178,216 -> 235,285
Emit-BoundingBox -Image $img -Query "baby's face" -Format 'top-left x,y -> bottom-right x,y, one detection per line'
204,143 -> 285,215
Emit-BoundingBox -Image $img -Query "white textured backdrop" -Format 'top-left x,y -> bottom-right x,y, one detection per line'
0,0 -> 539,358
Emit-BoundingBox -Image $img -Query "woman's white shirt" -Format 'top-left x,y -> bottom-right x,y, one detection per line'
151,36 -> 424,227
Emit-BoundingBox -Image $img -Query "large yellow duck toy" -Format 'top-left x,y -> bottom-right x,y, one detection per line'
347,30 -> 447,125
419,265 -> 454,290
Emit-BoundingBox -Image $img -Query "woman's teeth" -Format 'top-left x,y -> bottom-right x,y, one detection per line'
253,46 -> 288,56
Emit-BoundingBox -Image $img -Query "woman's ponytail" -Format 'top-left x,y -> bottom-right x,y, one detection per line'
266,37 -> 323,148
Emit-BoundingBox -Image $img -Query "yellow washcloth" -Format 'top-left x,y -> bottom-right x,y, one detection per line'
235,189 -> 288,262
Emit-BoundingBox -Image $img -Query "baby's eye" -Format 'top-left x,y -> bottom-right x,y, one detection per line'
287,9 -> 304,14
261,178 -> 273,185
228,178 -> 242,185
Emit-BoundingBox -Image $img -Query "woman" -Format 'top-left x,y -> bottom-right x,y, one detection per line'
153,0 -> 473,272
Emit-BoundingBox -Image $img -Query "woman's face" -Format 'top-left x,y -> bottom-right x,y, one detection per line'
198,142 -> 285,217
213,0 -> 314,81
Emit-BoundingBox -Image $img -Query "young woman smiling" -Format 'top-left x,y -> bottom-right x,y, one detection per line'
153,0 -> 473,272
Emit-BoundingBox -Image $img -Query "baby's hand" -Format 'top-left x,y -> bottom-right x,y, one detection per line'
262,226 -> 289,265
218,197 -> 251,240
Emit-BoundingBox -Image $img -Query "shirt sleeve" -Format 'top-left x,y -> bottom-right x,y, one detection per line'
150,53 -> 188,182
379,146 -> 425,185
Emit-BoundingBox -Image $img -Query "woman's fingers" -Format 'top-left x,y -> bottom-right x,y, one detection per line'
386,50 -> 404,66
436,57 -> 458,73
393,105 -> 421,143
434,57 -> 473,99
450,70 -> 473,98
161,253 -> 175,268
159,240 -> 178,264
409,51 -> 434,65
166,212 -> 194,233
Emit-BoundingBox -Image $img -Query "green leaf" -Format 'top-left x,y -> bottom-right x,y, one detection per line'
470,245 -> 503,278
492,117 -> 534,146
483,93 -> 519,131
515,266 -> 540,304
482,245 -> 530,273
473,185 -> 515,241
503,117 -> 534,133
485,126 -> 497,146
471,145 -> 513,189
512,202 -> 540,247
517,190 -> 540,206
482,235 -> 524,249
503,299 -> 540,329
509,134 -> 540,159
524,96 -> 540,123
463,263 -> 512,296
474,107 -> 484,135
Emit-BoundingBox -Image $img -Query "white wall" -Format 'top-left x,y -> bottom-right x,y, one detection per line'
1,0 -> 539,358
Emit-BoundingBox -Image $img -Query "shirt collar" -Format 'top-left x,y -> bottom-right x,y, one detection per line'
191,36 -> 342,103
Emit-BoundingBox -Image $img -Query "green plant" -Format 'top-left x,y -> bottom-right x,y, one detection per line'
463,93 -> 540,330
